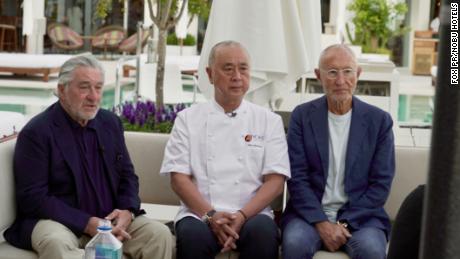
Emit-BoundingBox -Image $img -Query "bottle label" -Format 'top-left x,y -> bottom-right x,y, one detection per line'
95,244 -> 122,259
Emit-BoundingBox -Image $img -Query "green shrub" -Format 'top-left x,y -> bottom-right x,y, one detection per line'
346,0 -> 409,53
167,33 -> 196,46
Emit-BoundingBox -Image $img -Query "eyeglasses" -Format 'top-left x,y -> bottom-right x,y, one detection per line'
321,68 -> 356,79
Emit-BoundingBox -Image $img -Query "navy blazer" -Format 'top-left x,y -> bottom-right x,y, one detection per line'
4,102 -> 142,250
281,96 -> 395,237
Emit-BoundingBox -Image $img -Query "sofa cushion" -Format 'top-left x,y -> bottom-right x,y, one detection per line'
0,242 -> 37,259
314,251 -> 349,259
124,132 -> 181,205
211,249 -> 350,259
0,138 -> 16,233
0,137 -> 38,259
384,146 -> 429,220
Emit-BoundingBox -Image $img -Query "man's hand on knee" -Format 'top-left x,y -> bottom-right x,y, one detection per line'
111,226 -> 132,242
105,209 -> 133,241
84,216 -> 103,237
105,209 -> 132,230
315,221 -> 349,251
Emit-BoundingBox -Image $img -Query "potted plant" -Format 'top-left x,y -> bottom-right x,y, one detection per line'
345,0 -> 409,55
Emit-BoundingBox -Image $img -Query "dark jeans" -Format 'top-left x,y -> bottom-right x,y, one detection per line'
175,214 -> 279,259
282,217 -> 387,259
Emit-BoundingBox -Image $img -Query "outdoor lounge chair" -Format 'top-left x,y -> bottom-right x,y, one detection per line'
118,29 -> 150,54
47,23 -> 84,52
122,54 -> 200,77
92,25 -> 125,58
0,53 -> 73,81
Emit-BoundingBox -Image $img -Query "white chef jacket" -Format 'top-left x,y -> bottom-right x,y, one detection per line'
160,99 -> 290,223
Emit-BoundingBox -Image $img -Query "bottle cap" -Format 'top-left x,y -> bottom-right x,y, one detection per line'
97,219 -> 112,231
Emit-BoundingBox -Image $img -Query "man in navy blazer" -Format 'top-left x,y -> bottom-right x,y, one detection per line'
281,44 -> 395,259
4,55 -> 173,258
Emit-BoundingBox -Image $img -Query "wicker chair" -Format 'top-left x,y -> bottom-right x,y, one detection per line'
92,25 -> 125,58
47,23 -> 84,52
0,16 -> 19,52
118,29 -> 150,54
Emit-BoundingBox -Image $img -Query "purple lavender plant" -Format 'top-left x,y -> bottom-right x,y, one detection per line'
117,100 -> 187,133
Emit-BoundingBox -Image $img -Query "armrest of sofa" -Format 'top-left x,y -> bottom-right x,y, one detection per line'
0,137 -> 17,240
385,146 -> 429,220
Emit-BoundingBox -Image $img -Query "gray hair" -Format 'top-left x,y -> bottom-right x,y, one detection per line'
318,44 -> 357,68
58,55 -> 105,87
208,40 -> 251,67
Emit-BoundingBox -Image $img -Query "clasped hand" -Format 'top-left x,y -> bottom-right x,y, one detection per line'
84,209 -> 133,242
209,211 -> 246,252
315,221 -> 352,252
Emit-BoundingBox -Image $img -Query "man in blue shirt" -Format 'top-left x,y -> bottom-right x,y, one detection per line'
281,44 -> 395,259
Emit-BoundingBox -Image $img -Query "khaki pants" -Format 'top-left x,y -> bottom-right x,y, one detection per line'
31,216 -> 173,259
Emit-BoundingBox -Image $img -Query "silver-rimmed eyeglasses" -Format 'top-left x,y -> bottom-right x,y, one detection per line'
321,68 -> 356,79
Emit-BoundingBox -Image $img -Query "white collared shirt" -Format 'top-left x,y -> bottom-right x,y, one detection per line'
160,100 -> 290,222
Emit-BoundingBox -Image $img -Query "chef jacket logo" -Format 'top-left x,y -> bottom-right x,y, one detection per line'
244,134 -> 253,142
243,134 -> 264,141
243,134 -> 264,148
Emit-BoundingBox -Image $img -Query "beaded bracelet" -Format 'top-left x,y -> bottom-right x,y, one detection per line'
238,209 -> 248,221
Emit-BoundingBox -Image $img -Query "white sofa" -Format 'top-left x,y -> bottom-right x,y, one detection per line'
0,132 -> 429,259
0,137 -> 37,259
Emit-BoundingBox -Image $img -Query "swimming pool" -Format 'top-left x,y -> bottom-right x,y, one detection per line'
0,83 -> 433,125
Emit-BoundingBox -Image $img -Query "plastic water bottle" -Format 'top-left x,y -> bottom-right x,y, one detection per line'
84,219 -> 122,259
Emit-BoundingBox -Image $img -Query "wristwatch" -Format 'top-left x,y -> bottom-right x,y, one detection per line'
337,220 -> 349,230
201,209 -> 216,225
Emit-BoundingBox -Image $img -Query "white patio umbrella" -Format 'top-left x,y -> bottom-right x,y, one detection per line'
23,0 -> 46,54
197,0 -> 322,108
175,0 -> 189,55
175,0 -> 189,39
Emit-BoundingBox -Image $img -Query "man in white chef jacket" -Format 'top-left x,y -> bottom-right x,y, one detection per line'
160,40 -> 290,259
